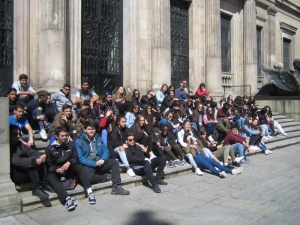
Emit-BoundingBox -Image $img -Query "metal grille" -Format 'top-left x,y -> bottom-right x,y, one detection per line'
221,14 -> 231,73
257,27 -> 262,77
283,38 -> 290,70
81,0 -> 122,94
170,0 -> 189,87
0,0 -> 13,96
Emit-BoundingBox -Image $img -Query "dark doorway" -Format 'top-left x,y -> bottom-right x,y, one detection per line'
81,0 -> 123,94
0,0 -> 13,96
170,0 -> 189,87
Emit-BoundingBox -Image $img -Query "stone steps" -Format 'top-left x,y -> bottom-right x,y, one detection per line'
16,111 -> 300,213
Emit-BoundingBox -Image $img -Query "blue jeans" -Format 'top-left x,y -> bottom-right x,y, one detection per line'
191,122 -> 198,132
261,125 -> 269,136
33,108 -> 44,130
205,123 -> 215,137
258,143 -> 267,152
232,143 -> 246,157
194,154 -> 232,177
114,147 -> 130,168
101,129 -> 108,146
184,153 -> 196,166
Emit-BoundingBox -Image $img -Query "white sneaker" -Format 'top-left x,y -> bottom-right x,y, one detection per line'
208,135 -> 214,142
127,168 -> 136,177
264,150 -> 269,155
195,168 -> 203,176
40,129 -> 47,140
262,136 -> 269,141
282,133 -> 288,136
267,135 -> 273,139
249,146 -> 260,153
219,171 -> 227,178
268,149 -> 272,154
232,167 -> 243,175
235,156 -> 244,163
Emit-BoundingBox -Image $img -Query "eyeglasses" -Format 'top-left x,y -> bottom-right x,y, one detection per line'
128,138 -> 134,141
135,93 -> 140,95
64,88 -> 70,91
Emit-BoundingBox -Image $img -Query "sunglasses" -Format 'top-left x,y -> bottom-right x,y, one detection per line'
128,138 -> 134,141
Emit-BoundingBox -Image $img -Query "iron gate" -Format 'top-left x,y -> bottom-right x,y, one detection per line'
81,0 -> 122,94
170,0 -> 189,87
0,0 -> 13,96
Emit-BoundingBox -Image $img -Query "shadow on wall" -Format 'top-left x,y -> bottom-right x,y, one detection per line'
126,210 -> 173,225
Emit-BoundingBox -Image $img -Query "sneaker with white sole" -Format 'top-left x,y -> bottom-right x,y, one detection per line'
267,149 -> 272,154
195,168 -> 203,176
40,129 -> 47,140
231,167 -> 243,175
65,198 -> 76,211
88,192 -> 96,204
282,133 -> 288,136
264,150 -> 269,155
267,135 -> 273,139
127,168 -> 136,177
208,135 -> 214,142
219,171 -> 227,178
262,136 -> 269,141
235,156 -> 244,162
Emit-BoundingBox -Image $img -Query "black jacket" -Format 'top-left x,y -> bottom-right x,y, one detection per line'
159,132 -> 178,150
45,141 -> 78,173
11,141 -> 42,169
109,126 -> 129,149
140,95 -> 157,109
129,124 -> 151,143
125,144 -> 145,167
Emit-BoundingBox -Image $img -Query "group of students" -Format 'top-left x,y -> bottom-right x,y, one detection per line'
7,74 -> 286,211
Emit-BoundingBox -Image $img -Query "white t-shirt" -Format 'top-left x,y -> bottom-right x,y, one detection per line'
75,89 -> 96,100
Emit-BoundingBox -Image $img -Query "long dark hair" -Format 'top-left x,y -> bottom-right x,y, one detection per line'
134,114 -> 145,133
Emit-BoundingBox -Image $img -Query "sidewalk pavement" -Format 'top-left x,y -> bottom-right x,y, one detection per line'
1,145 -> 300,225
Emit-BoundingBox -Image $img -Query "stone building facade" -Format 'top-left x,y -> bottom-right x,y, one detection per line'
1,0 -> 300,97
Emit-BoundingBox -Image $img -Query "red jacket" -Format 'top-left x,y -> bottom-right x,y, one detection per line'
195,87 -> 210,97
224,131 -> 246,146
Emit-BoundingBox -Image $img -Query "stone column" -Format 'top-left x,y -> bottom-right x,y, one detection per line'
0,98 -> 20,216
189,0 -> 206,93
265,5 -> 277,84
13,0 -> 30,81
151,0 -> 171,89
38,0 -> 67,90
243,0 -> 257,95
205,0 -> 222,96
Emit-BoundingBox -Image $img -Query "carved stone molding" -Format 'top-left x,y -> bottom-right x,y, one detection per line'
280,22 -> 297,36
267,5 -> 277,16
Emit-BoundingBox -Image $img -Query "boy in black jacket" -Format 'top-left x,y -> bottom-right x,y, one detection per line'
10,125 -> 53,199
125,133 -> 167,193
45,126 -> 96,211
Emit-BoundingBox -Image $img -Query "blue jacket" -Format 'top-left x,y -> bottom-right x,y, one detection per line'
175,88 -> 188,104
75,133 -> 110,168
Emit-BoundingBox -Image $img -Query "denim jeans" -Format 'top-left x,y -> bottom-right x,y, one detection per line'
114,147 -> 130,168
234,118 -> 245,128
194,154 -> 232,177
101,129 -> 108,146
232,143 -> 246,157
205,123 -> 215,137
184,153 -> 196,166
260,125 -> 269,136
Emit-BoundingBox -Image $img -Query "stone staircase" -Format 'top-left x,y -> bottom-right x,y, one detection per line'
15,112 -> 300,213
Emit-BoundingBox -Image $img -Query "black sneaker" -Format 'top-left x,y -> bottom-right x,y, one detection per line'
152,184 -> 161,193
225,164 -> 234,169
111,185 -> 130,195
232,161 -> 241,167
88,192 -> 96,204
43,184 -> 55,193
32,188 -> 49,199
156,179 -> 168,185
65,198 -> 76,211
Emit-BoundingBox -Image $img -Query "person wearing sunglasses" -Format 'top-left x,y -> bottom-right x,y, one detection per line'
50,83 -> 75,112
140,90 -> 158,109
125,133 -> 167,193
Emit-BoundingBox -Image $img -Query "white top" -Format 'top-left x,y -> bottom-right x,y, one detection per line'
75,89 -> 96,100
12,81 -> 36,95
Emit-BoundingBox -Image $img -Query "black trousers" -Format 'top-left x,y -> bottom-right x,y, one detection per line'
132,156 -> 166,186
137,134 -> 153,152
13,162 -> 48,189
249,135 -> 263,146
83,159 -> 121,186
47,163 -> 91,204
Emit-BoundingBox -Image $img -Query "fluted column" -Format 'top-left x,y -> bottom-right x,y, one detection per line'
38,0 -> 66,89
265,5 -> 277,84
151,0 -> 171,89
244,0 -> 257,94
205,0 -> 222,95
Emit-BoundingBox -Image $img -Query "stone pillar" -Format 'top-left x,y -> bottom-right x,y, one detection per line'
13,0 -> 30,81
151,0 -> 171,89
265,5 -> 277,84
205,0 -> 222,96
0,98 -> 20,216
69,0 -> 82,89
189,0 -> 206,93
38,0 -> 67,89
243,0 -> 257,95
